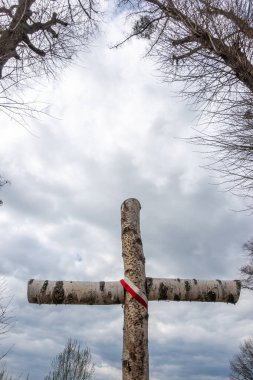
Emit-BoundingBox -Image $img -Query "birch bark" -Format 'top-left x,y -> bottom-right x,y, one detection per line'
27,279 -> 241,305
146,278 -> 241,303
121,198 -> 149,380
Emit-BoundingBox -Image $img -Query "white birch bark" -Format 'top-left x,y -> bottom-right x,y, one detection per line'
121,198 -> 149,380
27,278 -> 241,305
27,280 -> 123,305
146,278 -> 241,304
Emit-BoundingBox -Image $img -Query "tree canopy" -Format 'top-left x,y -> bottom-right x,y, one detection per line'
0,0 -> 98,118
44,339 -> 94,380
230,338 -> 253,380
116,0 -> 253,204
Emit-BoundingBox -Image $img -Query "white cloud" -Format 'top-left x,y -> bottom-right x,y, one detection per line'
96,362 -> 122,380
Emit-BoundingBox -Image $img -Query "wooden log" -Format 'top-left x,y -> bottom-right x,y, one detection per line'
27,280 -> 124,305
121,198 -> 149,380
27,278 -> 241,305
146,278 -> 241,304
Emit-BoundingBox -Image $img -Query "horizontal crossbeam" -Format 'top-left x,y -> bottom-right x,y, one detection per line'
27,278 -> 241,305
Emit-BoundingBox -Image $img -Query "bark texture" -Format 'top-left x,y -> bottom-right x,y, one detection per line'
27,280 -> 124,305
146,278 -> 241,304
121,198 -> 149,380
27,278 -> 241,305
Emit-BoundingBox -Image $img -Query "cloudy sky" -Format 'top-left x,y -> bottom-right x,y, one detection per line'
0,3 -> 253,380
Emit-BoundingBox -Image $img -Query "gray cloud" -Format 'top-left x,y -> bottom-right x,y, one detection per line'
0,5 -> 252,380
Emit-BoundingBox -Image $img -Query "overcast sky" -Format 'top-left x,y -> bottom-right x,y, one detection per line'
0,3 -> 253,380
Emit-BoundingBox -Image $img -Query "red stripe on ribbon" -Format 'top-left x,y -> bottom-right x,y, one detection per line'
120,279 -> 148,309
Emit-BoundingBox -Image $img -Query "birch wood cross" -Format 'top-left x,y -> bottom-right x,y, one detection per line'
27,198 -> 241,380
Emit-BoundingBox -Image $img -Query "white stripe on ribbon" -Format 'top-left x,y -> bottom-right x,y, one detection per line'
120,277 -> 148,309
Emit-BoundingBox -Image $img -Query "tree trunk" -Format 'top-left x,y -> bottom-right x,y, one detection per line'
121,198 -> 149,380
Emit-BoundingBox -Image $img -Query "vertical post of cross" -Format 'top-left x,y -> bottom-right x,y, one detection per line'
121,198 -> 149,380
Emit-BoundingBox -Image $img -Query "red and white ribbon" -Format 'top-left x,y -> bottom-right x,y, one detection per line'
120,277 -> 148,309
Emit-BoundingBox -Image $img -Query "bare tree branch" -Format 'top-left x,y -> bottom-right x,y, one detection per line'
230,337 -> 253,380
44,338 -> 95,380
0,0 -> 99,120
0,177 -> 9,206
117,0 -> 253,205
240,239 -> 253,291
